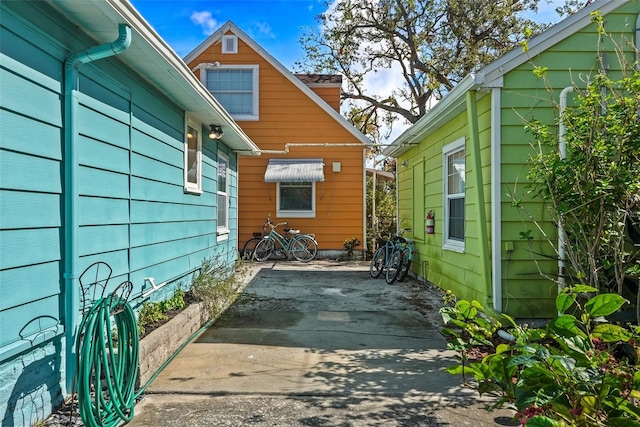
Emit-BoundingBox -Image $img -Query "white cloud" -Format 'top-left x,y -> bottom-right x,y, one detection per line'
255,22 -> 275,39
190,11 -> 217,36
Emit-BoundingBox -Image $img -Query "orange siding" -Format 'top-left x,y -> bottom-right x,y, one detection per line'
188,33 -> 366,253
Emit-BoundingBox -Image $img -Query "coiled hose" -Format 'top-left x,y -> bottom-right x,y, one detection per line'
75,295 -> 138,427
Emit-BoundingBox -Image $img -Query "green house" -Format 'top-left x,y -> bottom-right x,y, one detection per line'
384,0 -> 639,318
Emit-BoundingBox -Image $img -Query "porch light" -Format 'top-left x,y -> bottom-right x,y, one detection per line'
209,124 -> 224,139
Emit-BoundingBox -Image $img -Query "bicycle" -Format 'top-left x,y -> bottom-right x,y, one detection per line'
253,216 -> 318,262
241,221 -> 269,260
369,229 -> 411,284
388,230 -> 414,284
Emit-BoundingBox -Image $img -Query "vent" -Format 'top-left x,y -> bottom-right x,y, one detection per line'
222,35 -> 238,54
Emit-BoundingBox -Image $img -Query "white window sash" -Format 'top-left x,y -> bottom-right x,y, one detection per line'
184,118 -> 202,194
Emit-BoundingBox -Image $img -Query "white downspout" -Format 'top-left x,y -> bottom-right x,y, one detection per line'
636,13 -> 640,70
558,86 -> 574,292
491,88 -> 502,312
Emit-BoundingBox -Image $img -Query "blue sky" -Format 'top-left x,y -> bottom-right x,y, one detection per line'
130,0 -> 325,69
130,0 -> 566,70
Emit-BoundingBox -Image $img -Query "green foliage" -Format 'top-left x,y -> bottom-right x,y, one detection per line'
190,256 -> 247,320
298,0 -> 547,127
441,288 -> 640,426
342,237 -> 361,259
137,300 -> 167,337
366,161 -> 397,258
514,32 -> 640,298
440,299 -> 507,384
158,289 -> 186,312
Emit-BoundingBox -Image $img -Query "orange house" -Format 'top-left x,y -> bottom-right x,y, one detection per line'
185,21 -> 371,257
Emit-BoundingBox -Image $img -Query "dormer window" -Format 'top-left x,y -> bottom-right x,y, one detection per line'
222,35 -> 238,54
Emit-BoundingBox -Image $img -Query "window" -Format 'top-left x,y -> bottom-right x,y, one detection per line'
217,152 -> 229,236
443,138 -> 465,251
204,66 -> 259,120
222,35 -> 238,53
184,120 -> 202,193
277,182 -> 315,218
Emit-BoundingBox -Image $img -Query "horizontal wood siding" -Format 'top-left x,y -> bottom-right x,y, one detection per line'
189,34 -> 367,253
497,4 -> 638,316
1,2 -> 241,424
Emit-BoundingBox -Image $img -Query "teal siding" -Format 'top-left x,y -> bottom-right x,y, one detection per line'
0,2 -> 241,425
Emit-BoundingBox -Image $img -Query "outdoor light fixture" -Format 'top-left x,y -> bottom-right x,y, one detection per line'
401,160 -> 408,168
209,124 -> 224,139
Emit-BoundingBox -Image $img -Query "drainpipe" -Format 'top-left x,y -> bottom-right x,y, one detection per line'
63,23 -> 131,394
558,86 -> 573,293
256,142 -> 367,155
490,88 -> 502,312
466,91 -> 492,304
636,13 -> 640,70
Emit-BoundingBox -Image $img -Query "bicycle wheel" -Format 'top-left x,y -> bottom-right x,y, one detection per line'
397,247 -> 412,282
369,247 -> 385,278
253,238 -> 274,262
291,236 -> 318,262
385,250 -> 402,284
241,237 -> 262,261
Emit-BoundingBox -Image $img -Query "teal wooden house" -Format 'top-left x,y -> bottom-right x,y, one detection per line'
384,0 -> 639,318
0,1 -> 259,425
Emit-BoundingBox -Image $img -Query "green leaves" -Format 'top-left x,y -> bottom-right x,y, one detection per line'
585,293 -> 627,317
441,290 -> 639,426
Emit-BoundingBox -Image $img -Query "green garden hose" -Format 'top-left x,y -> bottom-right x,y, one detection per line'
75,295 -> 138,427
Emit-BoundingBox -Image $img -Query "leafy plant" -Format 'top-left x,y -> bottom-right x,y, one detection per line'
137,301 -> 167,337
158,289 -> 186,312
514,14 -> 640,315
343,237 -> 361,259
441,288 -> 640,426
440,299 -> 503,384
190,255 -> 247,320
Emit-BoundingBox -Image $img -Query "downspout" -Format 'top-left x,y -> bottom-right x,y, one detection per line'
636,13 -> 640,70
63,23 -> 131,394
362,148 -> 367,255
466,90 -> 492,304
490,88 -> 502,312
558,86 -> 574,293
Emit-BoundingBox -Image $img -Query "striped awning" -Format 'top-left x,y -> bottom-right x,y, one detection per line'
264,158 -> 325,183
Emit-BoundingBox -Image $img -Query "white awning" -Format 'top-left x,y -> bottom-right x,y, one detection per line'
264,159 -> 325,183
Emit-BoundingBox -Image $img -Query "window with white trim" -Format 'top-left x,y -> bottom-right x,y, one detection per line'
277,182 -> 315,218
217,152 -> 229,236
204,65 -> 259,120
443,138 -> 465,252
184,120 -> 202,193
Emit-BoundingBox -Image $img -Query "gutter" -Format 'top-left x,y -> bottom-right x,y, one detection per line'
63,23 -> 132,394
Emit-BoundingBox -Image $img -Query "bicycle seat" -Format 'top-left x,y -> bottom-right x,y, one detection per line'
288,229 -> 300,235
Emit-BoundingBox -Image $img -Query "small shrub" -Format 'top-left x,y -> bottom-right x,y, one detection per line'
343,237 -> 361,259
191,255 -> 247,320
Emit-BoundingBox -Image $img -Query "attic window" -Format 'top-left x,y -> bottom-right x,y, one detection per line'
222,35 -> 238,54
